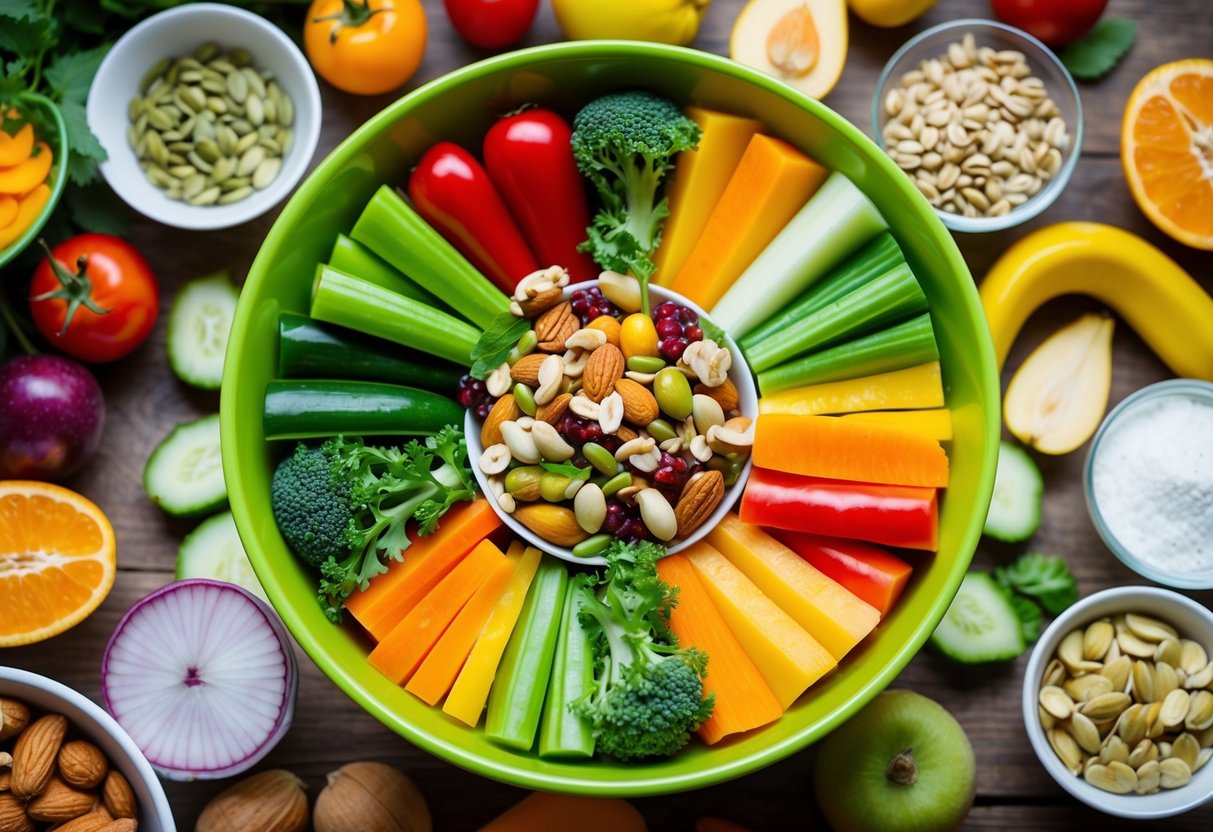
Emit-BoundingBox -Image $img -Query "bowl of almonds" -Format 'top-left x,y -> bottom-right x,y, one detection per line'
1022,586 -> 1213,819
0,666 -> 175,831
873,19 -> 1082,232
465,270 -> 757,564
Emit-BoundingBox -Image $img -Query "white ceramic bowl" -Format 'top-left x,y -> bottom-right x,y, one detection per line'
87,3 -> 321,230
0,666 -> 176,831
466,280 -> 758,564
1021,586 -> 1213,819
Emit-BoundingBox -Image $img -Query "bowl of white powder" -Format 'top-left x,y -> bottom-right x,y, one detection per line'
1085,380 -> 1213,589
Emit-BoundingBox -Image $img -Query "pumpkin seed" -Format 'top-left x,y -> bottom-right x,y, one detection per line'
1172,732 -> 1201,769
188,186 -> 221,206
1048,728 -> 1084,773
201,78 -> 228,96
1128,738 -> 1157,769
243,67 -> 267,98
1132,660 -> 1156,703
1185,690 -> 1213,730
147,108 -> 174,131
1181,640 -> 1208,675
229,48 -> 253,67
1126,613 -> 1178,643
1159,757 -> 1191,789
238,145 -> 265,177
220,176 -> 251,192
252,157 -> 281,190
235,131 -> 260,154
210,156 -> 236,183
227,70 -> 249,104
1068,712 -> 1102,754
1161,688 -> 1191,728
195,139 -> 222,164
1155,638 -> 1183,667
1065,673 -> 1113,702
146,165 -> 175,188
193,41 -> 219,63
1100,734 -> 1130,765
1185,661 -> 1213,690
182,173 -> 207,199
218,186 -> 254,204
1083,692 -> 1132,722
1100,656 -> 1132,693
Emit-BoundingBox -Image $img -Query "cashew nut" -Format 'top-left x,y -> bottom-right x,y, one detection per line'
569,393 -> 601,420
513,266 -> 569,300
629,448 -> 661,473
485,362 -> 513,398
501,421 -> 541,464
614,436 -> 656,461
534,354 -> 565,405
531,420 -> 575,462
707,420 -> 755,454
562,348 -> 589,378
689,434 -> 713,463
565,328 -> 607,351
599,391 -> 624,435
683,339 -> 732,387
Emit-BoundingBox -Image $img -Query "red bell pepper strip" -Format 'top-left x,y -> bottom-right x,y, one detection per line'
483,108 -> 599,284
739,467 -> 939,551
408,141 -> 539,295
769,531 -> 914,616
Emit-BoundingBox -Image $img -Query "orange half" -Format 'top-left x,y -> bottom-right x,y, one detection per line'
1122,59 -> 1213,250
0,481 -> 116,646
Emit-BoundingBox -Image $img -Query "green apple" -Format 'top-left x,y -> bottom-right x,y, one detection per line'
813,689 -> 976,832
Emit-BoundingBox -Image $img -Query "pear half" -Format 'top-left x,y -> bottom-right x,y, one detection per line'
1004,313 -> 1115,455
730,0 -> 848,100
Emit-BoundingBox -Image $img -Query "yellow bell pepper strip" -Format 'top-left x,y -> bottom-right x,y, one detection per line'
759,362 -> 944,417
835,408 -> 953,442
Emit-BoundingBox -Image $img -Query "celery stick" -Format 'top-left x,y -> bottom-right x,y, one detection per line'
352,186 -> 508,329
485,559 -> 568,751
745,263 -> 928,372
538,578 -> 596,759
328,233 -> 457,317
740,233 -> 903,351
711,173 -> 888,338
310,266 -> 480,366
757,313 -> 939,396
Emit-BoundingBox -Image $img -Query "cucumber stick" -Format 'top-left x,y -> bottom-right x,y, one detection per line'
177,511 -> 267,602
263,380 -> 464,440
930,572 -> 1025,663
167,271 -> 239,390
710,173 -> 888,338
984,442 -> 1043,543
486,559 -> 568,751
745,262 -> 927,372
740,233 -> 903,351
757,313 -> 939,396
538,578 -> 596,759
311,266 -> 480,366
277,313 -> 463,393
328,233 -> 457,318
352,186 -> 509,330
144,414 -> 226,518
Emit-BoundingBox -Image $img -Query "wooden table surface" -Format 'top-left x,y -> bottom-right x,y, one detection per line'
4,0 -> 1213,828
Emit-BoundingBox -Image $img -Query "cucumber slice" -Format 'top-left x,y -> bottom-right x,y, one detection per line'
930,572 -> 1026,663
144,414 -> 226,518
177,511 -> 267,602
167,271 -> 239,390
984,441 -> 1043,543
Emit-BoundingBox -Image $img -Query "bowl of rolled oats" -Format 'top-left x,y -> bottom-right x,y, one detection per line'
872,19 -> 1083,233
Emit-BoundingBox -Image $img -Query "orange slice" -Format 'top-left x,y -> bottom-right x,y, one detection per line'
0,482 -> 116,646
1122,59 -> 1213,250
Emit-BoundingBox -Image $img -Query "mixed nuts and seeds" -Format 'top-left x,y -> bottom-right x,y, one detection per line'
128,42 -> 294,207
466,267 -> 752,556
882,32 -> 1070,220
1038,612 -> 1213,796
0,696 -> 139,830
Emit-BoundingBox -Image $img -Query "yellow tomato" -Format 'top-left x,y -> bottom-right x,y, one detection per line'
304,0 -> 426,96
846,0 -> 936,27
552,0 -> 711,46
620,313 -> 659,359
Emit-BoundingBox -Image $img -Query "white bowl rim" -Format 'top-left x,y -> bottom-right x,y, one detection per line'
86,2 -> 321,231
0,666 -> 177,829
1021,585 -> 1213,819
465,279 -> 757,565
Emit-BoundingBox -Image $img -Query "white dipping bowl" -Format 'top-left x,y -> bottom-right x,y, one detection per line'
0,667 -> 176,831
87,3 -> 321,230
1022,586 -> 1213,819
466,280 -> 757,565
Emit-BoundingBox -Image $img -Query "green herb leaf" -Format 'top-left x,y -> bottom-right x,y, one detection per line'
995,552 -> 1079,616
1007,591 -> 1043,644
0,0 -> 42,23
540,461 -> 592,481
58,99 -> 106,186
45,44 -> 110,105
1061,19 -> 1138,81
699,313 -> 727,346
469,310 -> 529,380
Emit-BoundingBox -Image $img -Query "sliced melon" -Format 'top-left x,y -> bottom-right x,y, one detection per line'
730,0 -> 848,100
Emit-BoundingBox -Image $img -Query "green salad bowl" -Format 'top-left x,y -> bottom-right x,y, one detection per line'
222,41 -> 999,796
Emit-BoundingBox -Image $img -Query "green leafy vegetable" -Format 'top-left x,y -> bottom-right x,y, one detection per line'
270,426 -> 476,622
995,552 -> 1079,616
1060,18 -> 1138,81
469,310 -> 530,380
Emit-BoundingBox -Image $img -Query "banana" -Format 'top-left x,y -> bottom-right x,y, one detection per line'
980,222 -> 1213,380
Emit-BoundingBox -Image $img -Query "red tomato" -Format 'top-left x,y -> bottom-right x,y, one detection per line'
443,0 -> 539,49
990,0 -> 1108,46
29,234 -> 159,363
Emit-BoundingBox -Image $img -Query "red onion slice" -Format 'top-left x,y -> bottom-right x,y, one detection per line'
102,579 -> 297,780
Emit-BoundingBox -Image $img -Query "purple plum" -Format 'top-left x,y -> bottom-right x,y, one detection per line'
0,354 -> 105,480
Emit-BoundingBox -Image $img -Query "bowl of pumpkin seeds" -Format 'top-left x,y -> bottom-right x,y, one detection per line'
87,2 -> 321,230
1022,585 -> 1213,819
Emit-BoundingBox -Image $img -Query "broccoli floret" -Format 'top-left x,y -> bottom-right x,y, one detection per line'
571,91 -> 700,292
572,540 -> 715,761
269,428 -> 476,622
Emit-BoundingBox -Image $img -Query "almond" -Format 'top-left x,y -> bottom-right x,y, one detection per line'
0,700 -> 29,743
52,812 -> 117,832
512,504 -> 589,547
516,286 -> 563,317
58,741 -> 108,791
534,301 -> 578,352
27,775 -> 96,822
97,821 -> 137,832
196,769 -> 307,832
582,343 -> 624,402
0,769 -> 10,793
10,713 -> 67,799
0,793 -> 33,832
614,378 -> 660,425
695,379 -> 740,413
674,470 -> 725,538
616,425 -> 640,443
101,771 -> 136,820
535,392 -> 572,425
509,353 -> 546,386
480,394 -> 521,447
